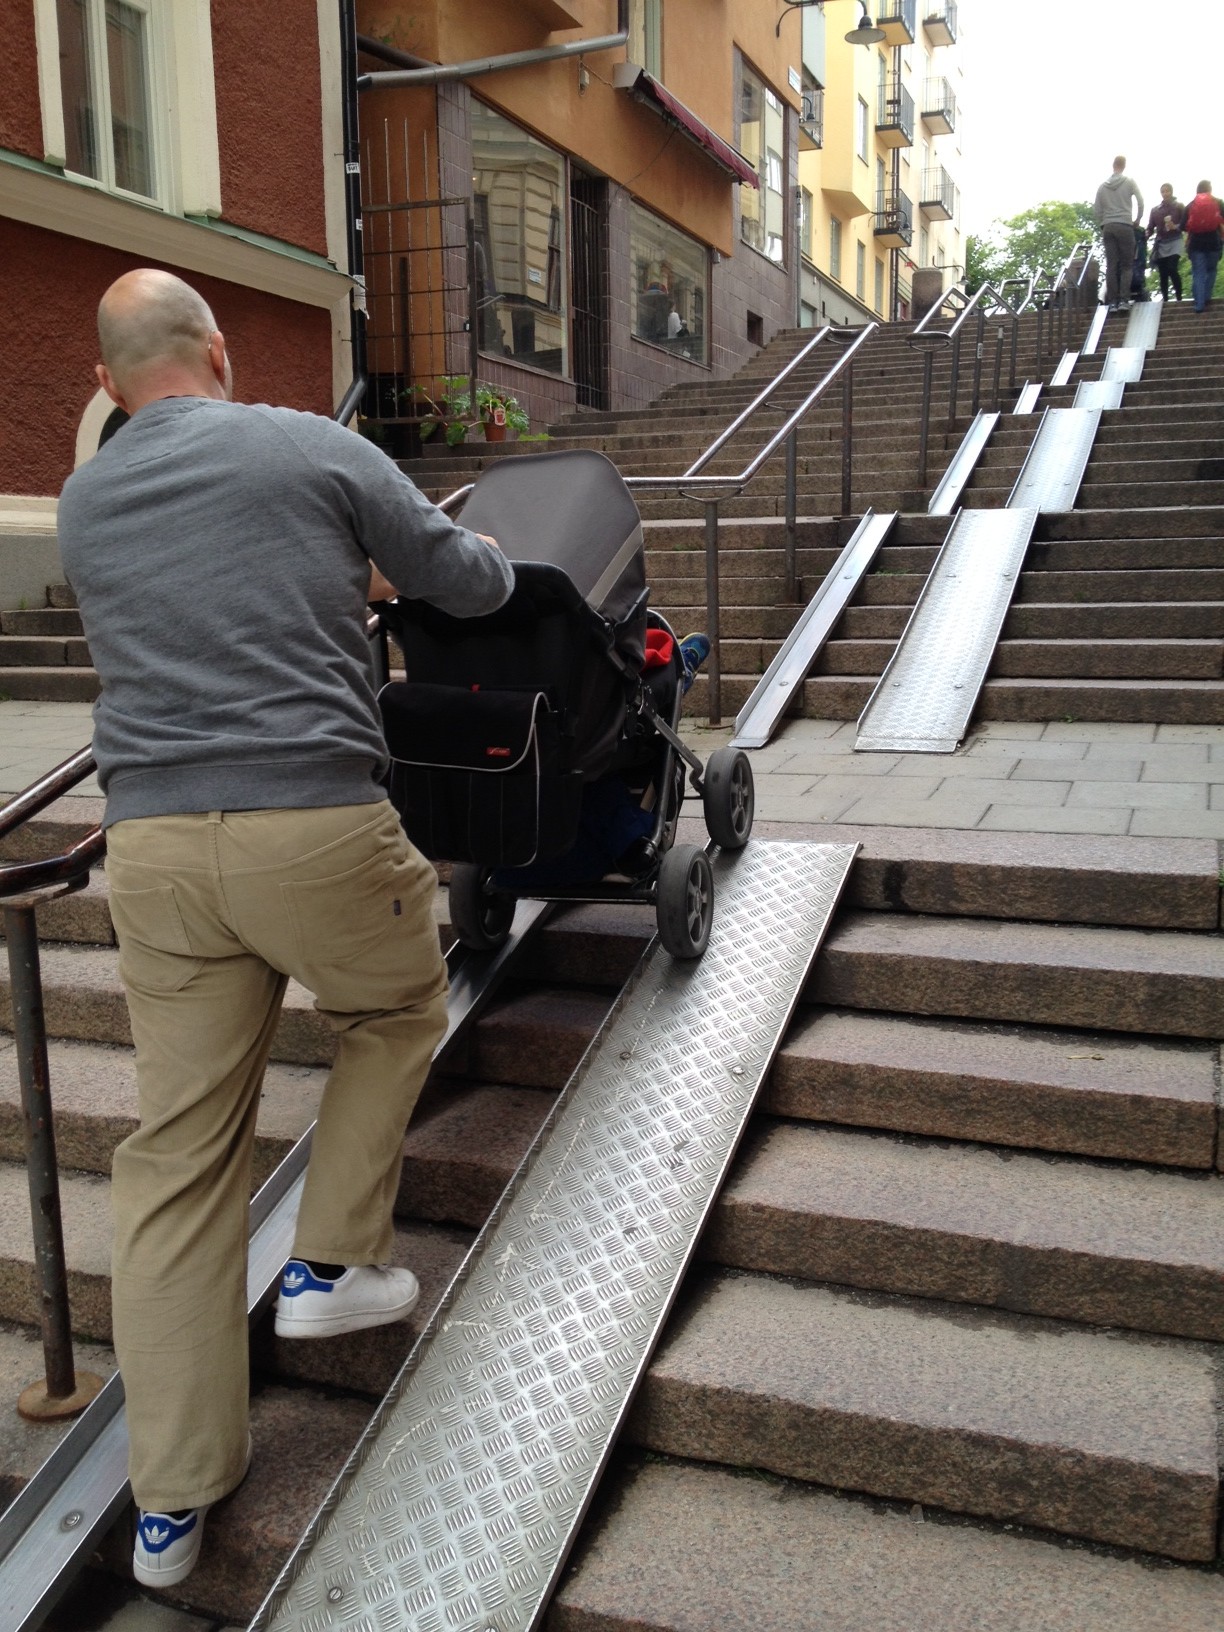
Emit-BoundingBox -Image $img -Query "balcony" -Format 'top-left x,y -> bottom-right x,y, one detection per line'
800,87 -> 824,150
874,188 -> 913,247
923,0 -> 958,47
876,0 -> 916,46
921,77 -> 957,135
876,78 -> 914,148
919,165 -> 957,221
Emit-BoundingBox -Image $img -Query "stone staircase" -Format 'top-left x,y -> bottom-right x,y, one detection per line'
0,803 -> 1221,1628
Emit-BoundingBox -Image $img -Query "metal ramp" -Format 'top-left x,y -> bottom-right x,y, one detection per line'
1124,301 -> 1162,350
854,507 -> 1038,753
928,411 -> 999,516
1014,381 -> 1042,415
1050,350 -> 1079,387
252,838 -> 858,1632
1081,304 -> 1109,355
731,511 -> 897,749
1007,407 -> 1101,512
0,908 -> 553,1632
1074,379 -> 1125,410
1101,345 -> 1145,382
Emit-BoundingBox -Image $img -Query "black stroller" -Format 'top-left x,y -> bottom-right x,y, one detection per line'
377,449 -> 754,958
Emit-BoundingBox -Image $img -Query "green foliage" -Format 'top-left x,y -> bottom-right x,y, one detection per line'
970,201 -> 1098,292
407,377 -> 531,442
475,384 -> 530,434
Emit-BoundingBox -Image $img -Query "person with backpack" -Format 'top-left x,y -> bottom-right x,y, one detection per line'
1093,155 -> 1144,309
1184,180 -> 1224,312
1146,184 -> 1186,302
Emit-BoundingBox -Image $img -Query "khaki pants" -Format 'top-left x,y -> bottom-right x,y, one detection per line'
105,801 -> 447,1512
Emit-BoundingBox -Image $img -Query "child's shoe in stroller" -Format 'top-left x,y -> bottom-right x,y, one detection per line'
679,633 -> 711,695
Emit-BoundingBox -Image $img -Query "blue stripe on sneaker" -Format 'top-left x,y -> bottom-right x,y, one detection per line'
280,1259 -> 337,1297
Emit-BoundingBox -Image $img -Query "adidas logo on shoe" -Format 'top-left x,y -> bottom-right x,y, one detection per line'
274,1259 -> 421,1339
133,1507 -> 202,1588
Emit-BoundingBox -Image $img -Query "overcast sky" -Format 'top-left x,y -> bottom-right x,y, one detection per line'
957,1 -> 1222,238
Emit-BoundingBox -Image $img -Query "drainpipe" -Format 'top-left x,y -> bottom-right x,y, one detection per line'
335,0 -> 367,425
357,31 -> 630,90
356,34 -> 431,71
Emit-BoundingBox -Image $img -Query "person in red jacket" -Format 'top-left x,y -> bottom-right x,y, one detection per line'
1184,180 -> 1224,312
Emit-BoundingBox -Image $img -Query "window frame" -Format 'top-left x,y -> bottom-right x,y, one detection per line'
856,96 -> 869,163
829,215 -> 842,281
874,255 -> 884,314
627,0 -> 663,79
57,0 -> 163,204
739,56 -> 787,268
855,240 -> 866,299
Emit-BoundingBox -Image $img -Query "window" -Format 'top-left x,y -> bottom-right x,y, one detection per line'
627,0 -> 662,78
629,200 -> 709,364
800,300 -> 818,329
874,256 -> 884,313
856,241 -> 866,299
856,96 -> 869,162
799,187 -> 814,262
740,60 -> 786,264
829,215 -> 842,281
57,0 -> 157,199
471,102 -> 568,376
920,227 -> 929,266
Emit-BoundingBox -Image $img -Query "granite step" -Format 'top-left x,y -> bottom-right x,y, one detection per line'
554,1458 -> 1224,1632
814,912 -> 1224,1038
0,667 -> 100,702
708,1120 -> 1224,1338
628,1270 -> 1219,1560
0,610 -> 83,637
767,1008 -> 1219,1169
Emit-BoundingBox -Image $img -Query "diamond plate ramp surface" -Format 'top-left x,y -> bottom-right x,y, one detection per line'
855,508 -> 1038,753
252,839 -> 858,1632
1008,407 -> 1101,513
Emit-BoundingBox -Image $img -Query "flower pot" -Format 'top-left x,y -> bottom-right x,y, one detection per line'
482,416 -> 507,442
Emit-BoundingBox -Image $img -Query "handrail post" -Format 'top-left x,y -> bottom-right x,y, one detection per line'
971,307 -> 985,414
5,905 -> 102,1421
947,329 -> 961,428
917,347 -> 933,487
703,499 -> 722,727
783,429 -> 798,603
841,363 -> 853,516
1035,304 -> 1044,379
1009,314 -> 1019,388
992,325 -> 1004,411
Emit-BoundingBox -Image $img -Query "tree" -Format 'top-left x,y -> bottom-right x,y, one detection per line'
969,201 -> 1098,293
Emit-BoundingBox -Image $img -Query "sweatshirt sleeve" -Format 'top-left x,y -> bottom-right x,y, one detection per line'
268,410 -> 514,617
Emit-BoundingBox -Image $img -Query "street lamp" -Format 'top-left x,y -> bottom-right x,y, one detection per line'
776,1 -> 886,43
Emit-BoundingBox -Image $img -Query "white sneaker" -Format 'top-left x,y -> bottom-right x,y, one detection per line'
274,1260 -> 421,1339
132,1434 -> 251,1588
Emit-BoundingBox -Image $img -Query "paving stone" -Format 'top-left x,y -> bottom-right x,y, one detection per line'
1067,779 -> 1207,810
630,1273 -> 1219,1559
553,1460 -> 1224,1632
768,1009 -> 1217,1168
710,1122 -> 1224,1338
976,804 -> 1132,835
1012,757 -> 1143,782
932,777 -> 1071,807
1128,808 -> 1224,839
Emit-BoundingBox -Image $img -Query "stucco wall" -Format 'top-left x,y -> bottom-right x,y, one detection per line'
210,0 -> 328,255
0,221 -> 334,496
0,2 -> 44,159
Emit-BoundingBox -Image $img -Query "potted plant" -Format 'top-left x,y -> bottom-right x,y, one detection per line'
406,376 -> 475,447
475,384 -> 529,442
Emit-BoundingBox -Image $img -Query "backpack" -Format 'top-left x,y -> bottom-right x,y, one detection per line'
1185,194 -> 1223,235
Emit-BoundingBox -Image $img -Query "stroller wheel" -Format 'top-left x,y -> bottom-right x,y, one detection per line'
702,747 -> 754,850
448,864 -> 514,952
656,844 -> 714,959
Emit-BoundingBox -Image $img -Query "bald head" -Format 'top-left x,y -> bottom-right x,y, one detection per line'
95,269 -> 231,413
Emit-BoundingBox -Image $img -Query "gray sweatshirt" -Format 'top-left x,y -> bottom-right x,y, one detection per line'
57,397 -> 514,826
1094,172 -> 1143,227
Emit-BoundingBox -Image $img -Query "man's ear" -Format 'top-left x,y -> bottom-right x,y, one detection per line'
208,331 -> 228,393
96,363 -> 128,412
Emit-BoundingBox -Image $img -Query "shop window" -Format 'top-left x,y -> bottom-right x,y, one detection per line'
471,101 -> 568,376
740,60 -> 786,265
629,201 -> 709,363
57,0 -> 156,199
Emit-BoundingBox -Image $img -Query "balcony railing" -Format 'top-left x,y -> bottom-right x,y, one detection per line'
800,87 -> 824,150
921,77 -> 957,134
923,0 -> 958,47
876,78 -> 914,148
874,188 -> 913,247
876,0 -> 917,45
919,165 -> 956,221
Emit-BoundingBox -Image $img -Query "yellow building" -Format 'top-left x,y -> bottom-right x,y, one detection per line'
794,0 -> 966,325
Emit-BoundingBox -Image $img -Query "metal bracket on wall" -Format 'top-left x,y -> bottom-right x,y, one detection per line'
1008,406 -> 1102,513
1081,304 -> 1109,355
927,411 -> 999,516
251,839 -> 860,1632
854,507 -> 1038,754
731,511 -> 898,750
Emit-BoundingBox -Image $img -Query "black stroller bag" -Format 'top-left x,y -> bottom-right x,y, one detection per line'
380,451 -> 648,867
